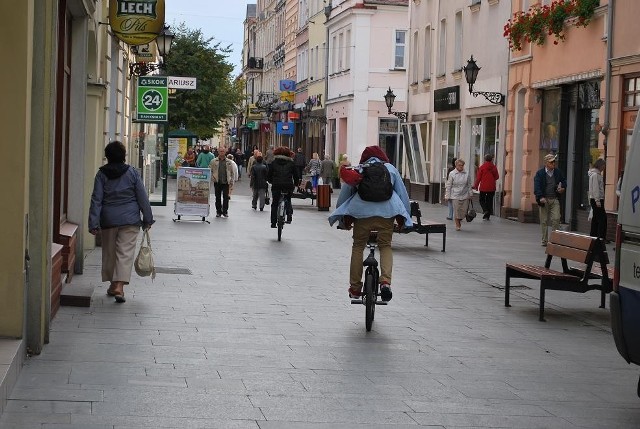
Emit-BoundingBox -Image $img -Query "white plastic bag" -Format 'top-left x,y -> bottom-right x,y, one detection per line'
587,207 -> 593,221
318,176 -> 324,186
134,229 -> 155,280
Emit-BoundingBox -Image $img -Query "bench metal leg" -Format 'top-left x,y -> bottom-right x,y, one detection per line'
424,232 -> 429,248
505,272 -> 511,307
600,290 -> 606,309
539,287 -> 546,322
442,230 -> 446,252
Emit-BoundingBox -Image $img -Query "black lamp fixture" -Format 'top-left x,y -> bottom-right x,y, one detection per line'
129,26 -> 175,78
384,87 -> 408,121
463,56 -> 505,106
304,96 -> 314,114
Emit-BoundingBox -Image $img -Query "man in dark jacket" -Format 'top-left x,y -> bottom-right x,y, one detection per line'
267,147 -> 299,227
533,153 -> 567,246
293,147 -> 306,185
250,155 -> 269,211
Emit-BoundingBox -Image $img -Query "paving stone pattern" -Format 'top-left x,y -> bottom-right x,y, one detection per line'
2,178 -> 640,428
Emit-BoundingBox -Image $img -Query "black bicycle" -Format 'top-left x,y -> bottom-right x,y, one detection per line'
276,192 -> 290,241
351,231 -> 387,331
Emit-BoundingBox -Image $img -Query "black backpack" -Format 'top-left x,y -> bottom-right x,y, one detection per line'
357,162 -> 393,202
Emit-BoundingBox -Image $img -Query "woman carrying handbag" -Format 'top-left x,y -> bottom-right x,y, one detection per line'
444,159 -> 473,231
89,141 -> 155,303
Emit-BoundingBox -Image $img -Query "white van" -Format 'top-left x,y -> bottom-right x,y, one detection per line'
611,112 -> 640,396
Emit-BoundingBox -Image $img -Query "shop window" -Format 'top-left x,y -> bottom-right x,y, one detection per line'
624,76 -> 640,108
379,118 -> 403,168
539,88 -> 561,163
471,116 -> 499,177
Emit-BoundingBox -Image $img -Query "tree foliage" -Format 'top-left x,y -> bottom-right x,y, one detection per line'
163,24 -> 244,139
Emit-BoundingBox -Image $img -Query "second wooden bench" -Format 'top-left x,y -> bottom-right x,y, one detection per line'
505,230 -> 611,321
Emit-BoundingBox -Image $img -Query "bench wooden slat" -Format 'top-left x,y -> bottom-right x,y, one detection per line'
506,264 -> 581,281
549,230 -> 596,249
546,242 -> 592,264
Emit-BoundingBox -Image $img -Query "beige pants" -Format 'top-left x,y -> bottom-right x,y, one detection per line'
349,216 -> 395,290
539,198 -> 561,244
100,225 -> 140,284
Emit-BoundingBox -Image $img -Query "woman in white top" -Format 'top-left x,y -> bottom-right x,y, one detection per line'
445,159 -> 473,231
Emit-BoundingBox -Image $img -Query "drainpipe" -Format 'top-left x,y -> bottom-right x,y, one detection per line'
324,1 -> 332,157
602,0 -> 614,192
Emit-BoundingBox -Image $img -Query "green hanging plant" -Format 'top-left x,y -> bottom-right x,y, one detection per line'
503,0 -> 599,52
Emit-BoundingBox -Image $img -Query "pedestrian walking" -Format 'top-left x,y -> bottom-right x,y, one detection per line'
209,146 -> 236,218
306,152 -> 322,192
321,154 -> 335,190
294,147 -> 306,185
534,153 -> 567,246
328,145 -> 412,302
445,159 -> 473,231
196,145 -> 214,168
183,148 -> 196,167
473,153 -> 500,220
226,153 -> 239,198
88,141 -> 155,303
446,157 -> 457,220
588,158 -> 606,241
250,155 -> 269,211
265,146 -> 275,167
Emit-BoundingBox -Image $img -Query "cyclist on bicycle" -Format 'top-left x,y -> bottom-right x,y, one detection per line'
328,146 -> 412,302
267,146 -> 299,228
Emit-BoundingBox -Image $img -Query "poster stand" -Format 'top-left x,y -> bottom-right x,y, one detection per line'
172,167 -> 211,223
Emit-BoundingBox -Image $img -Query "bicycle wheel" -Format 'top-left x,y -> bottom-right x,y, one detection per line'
277,201 -> 285,241
364,272 -> 375,331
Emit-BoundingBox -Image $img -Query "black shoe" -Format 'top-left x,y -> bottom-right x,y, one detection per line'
286,217 -> 292,224
271,223 -> 277,228
216,213 -> 221,218
380,284 -> 392,302
260,208 -> 264,211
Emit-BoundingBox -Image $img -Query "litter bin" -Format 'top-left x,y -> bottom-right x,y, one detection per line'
316,184 -> 331,211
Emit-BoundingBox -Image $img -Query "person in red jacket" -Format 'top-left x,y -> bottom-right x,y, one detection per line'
473,153 -> 500,220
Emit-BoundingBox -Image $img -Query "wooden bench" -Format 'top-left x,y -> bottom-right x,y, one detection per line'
505,230 -> 611,321
395,201 -> 446,252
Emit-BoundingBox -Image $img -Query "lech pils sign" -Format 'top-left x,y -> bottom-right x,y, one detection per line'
137,76 -> 168,122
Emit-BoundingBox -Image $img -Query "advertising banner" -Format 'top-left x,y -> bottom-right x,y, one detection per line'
279,79 -> 296,92
175,167 -> 211,218
168,137 -> 187,175
276,122 -> 294,135
109,0 -> 165,46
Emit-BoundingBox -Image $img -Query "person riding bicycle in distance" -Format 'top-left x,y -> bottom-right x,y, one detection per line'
328,145 -> 412,302
267,146 -> 299,228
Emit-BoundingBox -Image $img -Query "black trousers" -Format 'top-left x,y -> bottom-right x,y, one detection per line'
479,191 -> 495,217
213,182 -> 230,215
589,199 -> 607,240
270,188 -> 292,224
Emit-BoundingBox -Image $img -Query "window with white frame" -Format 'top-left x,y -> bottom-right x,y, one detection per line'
423,25 -> 432,81
438,19 -> 446,76
298,0 -> 308,28
331,35 -> 338,73
338,32 -> 344,71
394,30 -> 407,69
412,31 -> 419,84
454,11 -> 463,71
401,121 -> 431,184
321,42 -> 326,78
345,29 -> 351,70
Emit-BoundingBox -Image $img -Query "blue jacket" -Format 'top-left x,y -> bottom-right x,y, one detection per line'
533,166 -> 567,203
89,164 -> 155,230
328,157 -> 413,228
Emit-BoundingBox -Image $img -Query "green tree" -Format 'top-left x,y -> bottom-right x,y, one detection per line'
163,24 -> 244,139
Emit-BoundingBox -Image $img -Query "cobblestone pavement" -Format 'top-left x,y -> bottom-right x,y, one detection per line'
2,178 -> 640,428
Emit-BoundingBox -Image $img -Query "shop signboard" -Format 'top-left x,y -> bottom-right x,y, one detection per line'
434,86 -> 460,112
109,0 -> 165,46
174,167 -> 211,219
137,76 -> 168,122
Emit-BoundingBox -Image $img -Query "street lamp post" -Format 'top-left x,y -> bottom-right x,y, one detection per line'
129,26 -> 175,77
462,56 -> 506,106
384,87 -> 408,122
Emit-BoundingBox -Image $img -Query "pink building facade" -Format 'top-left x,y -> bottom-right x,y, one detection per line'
504,1 -> 609,235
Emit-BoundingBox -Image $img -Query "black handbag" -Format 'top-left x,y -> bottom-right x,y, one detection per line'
465,200 -> 477,222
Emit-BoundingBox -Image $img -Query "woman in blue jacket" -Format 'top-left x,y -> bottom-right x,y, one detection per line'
89,141 -> 155,303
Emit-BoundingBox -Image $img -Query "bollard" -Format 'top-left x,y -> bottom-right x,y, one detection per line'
316,184 -> 331,211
